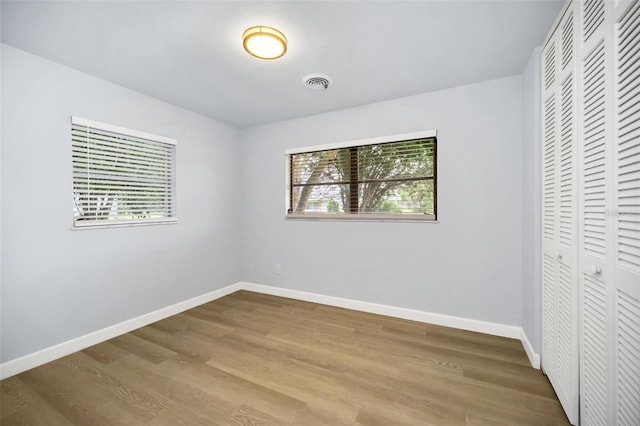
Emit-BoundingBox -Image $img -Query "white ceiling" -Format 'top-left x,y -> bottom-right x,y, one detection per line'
1,1 -> 563,128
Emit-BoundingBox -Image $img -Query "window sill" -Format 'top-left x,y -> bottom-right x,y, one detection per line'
285,213 -> 437,222
72,218 -> 178,230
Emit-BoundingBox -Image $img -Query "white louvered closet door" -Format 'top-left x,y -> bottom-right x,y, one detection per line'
612,1 -> 640,424
543,0 -> 640,423
541,4 -> 580,424
579,0 -> 611,423
542,33 -> 559,386
579,0 -> 640,424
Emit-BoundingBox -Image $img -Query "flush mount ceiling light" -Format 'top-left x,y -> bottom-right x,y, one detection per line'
243,26 -> 287,60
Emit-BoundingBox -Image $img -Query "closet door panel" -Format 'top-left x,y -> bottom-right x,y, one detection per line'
542,252 -> 558,378
614,1 -> 640,424
582,39 -> 608,263
616,0 -> 640,276
541,6 -> 580,423
556,13 -> 580,420
579,0 -> 614,423
542,33 -> 559,383
582,273 -> 610,425
543,0 -> 640,423
557,262 -> 574,395
544,90 -> 558,246
615,287 -> 640,425
560,74 -> 575,251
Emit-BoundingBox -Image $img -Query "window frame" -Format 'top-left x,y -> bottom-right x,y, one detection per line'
71,116 -> 178,230
285,130 -> 437,222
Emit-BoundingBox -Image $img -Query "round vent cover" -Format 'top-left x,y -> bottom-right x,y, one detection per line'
302,73 -> 333,90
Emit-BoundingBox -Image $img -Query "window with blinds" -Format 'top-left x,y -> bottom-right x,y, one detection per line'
286,131 -> 437,220
71,116 -> 177,228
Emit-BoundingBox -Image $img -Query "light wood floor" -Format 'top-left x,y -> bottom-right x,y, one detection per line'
1,291 -> 569,425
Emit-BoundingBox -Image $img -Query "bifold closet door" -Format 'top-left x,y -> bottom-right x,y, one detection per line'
578,0 -> 611,422
612,0 -> 640,424
541,4 -> 580,424
542,24 -> 558,385
579,0 -> 640,424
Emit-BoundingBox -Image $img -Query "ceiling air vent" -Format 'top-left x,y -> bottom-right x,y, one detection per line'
302,73 -> 333,90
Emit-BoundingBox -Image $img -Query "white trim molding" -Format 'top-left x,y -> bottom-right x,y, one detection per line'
520,328 -> 541,369
241,282 -> 541,368
0,281 -> 540,379
0,283 -> 242,380
71,116 -> 176,145
284,129 -> 436,155
242,282 -> 524,339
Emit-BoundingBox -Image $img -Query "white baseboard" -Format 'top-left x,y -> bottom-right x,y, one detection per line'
1,281 -> 541,379
519,328 -> 541,369
242,281 -> 518,338
0,283 -> 243,380
240,282 -> 540,369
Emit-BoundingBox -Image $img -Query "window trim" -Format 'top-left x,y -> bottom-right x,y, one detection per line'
72,116 -> 176,146
285,130 -> 437,221
71,116 -> 177,230
284,130 -> 436,155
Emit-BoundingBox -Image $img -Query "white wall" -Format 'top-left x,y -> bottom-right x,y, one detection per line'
240,76 -> 525,327
522,47 -> 543,354
1,41 -> 539,367
0,45 -> 242,362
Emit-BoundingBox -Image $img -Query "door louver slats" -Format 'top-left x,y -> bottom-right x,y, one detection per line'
616,0 -> 640,273
583,274 -> 609,425
616,289 -> 640,425
544,96 -> 557,241
562,13 -> 574,70
543,253 -> 557,376
583,0 -> 604,42
557,263 -> 573,395
560,75 -> 574,248
583,41 -> 607,259
545,43 -> 557,90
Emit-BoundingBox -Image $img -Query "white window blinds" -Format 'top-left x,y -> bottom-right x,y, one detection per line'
71,116 -> 177,228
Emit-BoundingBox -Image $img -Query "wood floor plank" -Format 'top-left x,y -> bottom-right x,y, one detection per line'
158,358 -> 307,423
81,341 -> 130,366
0,378 -> 29,419
263,325 -> 465,392
231,356 -> 358,415
131,325 -> 218,363
0,291 -> 569,425
228,404 -> 284,426
227,334 -> 462,423
51,352 -> 170,423
463,364 -> 559,399
179,312 -> 235,337
17,361 -> 138,425
108,355 -> 235,425
0,377 -> 72,425
108,332 -> 177,364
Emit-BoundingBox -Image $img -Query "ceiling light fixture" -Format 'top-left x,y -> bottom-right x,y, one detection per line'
243,26 -> 287,60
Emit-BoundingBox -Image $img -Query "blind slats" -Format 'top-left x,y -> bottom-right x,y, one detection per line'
72,150 -> 172,168
72,164 -> 173,179
71,117 -> 177,228
288,137 -> 437,219
71,138 -> 172,162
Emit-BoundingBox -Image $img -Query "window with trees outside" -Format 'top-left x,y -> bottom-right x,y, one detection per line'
71,116 -> 177,228
286,131 -> 437,221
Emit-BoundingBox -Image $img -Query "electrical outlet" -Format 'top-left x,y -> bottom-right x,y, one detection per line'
275,264 -> 281,274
